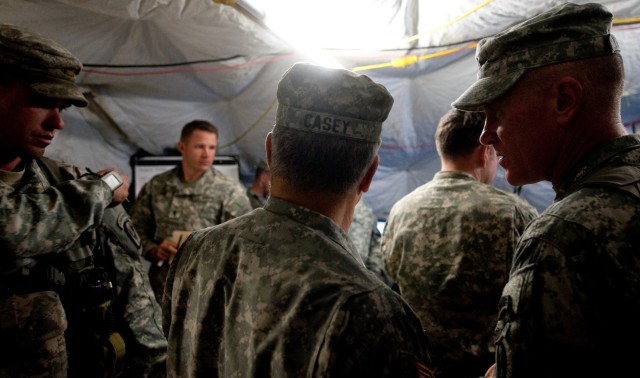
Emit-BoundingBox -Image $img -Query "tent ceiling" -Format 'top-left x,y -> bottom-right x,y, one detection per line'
2,0 -> 639,217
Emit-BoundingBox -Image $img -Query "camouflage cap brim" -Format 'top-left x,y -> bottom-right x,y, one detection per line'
28,81 -> 88,107
452,69 -> 523,111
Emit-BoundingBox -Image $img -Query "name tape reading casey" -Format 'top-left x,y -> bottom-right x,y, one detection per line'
277,105 -> 382,143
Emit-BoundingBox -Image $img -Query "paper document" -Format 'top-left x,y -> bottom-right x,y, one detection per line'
172,230 -> 192,248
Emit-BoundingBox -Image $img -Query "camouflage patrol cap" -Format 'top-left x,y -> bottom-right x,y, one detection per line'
0,24 -> 88,107
276,62 -> 393,143
452,2 -> 619,111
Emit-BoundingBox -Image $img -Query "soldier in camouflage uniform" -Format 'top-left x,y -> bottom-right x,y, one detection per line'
348,198 -> 393,286
129,120 -> 252,303
382,108 -> 538,378
452,3 -> 640,377
246,160 -> 271,209
163,62 -> 434,377
0,24 -> 167,377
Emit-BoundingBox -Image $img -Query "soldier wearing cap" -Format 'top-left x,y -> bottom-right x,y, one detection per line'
163,62 -> 434,377
452,3 -> 640,378
246,159 -> 271,209
0,24 -> 167,377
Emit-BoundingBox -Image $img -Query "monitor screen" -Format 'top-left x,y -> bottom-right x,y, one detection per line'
131,155 -> 241,199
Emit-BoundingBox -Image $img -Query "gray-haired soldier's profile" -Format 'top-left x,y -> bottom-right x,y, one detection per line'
453,3 -> 640,377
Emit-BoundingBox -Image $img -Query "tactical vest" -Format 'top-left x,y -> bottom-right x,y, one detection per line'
35,157 -> 141,377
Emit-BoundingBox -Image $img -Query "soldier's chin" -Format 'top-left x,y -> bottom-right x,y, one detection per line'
23,147 -> 46,159
505,170 -> 535,187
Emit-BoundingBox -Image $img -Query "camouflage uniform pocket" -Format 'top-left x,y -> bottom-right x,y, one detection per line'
16,290 -> 67,344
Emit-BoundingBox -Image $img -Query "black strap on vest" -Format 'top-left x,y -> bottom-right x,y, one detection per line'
34,157 -> 128,376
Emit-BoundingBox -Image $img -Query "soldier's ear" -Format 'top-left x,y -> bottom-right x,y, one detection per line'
265,133 -> 273,168
481,145 -> 493,166
554,76 -> 582,127
473,144 -> 488,167
359,156 -> 379,193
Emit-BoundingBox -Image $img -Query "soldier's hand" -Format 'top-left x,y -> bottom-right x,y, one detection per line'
484,363 -> 496,378
111,179 -> 130,205
97,168 -> 130,206
151,239 -> 178,263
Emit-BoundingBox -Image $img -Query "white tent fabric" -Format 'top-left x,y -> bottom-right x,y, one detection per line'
2,0 -> 639,219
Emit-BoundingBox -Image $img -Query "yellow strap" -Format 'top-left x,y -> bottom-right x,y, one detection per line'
108,332 -> 126,360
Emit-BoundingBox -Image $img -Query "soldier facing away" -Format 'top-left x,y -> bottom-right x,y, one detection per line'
163,62 -> 434,377
382,108 -> 537,378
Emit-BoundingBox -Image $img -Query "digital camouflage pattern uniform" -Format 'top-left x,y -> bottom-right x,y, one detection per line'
493,135 -> 640,377
382,170 -> 537,378
164,198 -> 431,377
130,165 -> 252,302
0,158 -> 167,377
449,3 -> 640,377
163,62 -> 433,377
348,199 -> 393,286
